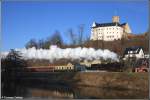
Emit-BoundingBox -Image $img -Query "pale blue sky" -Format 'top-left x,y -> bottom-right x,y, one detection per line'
2,0 -> 149,51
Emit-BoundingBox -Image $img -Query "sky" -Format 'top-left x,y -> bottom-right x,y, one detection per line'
2,0 -> 149,51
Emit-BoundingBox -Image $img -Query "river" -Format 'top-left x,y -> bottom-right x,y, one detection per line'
2,79 -> 148,99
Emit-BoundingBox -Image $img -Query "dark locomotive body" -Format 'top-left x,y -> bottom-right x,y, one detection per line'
87,62 -> 124,72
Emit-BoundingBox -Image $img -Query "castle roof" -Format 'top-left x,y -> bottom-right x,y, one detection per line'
92,22 -> 127,28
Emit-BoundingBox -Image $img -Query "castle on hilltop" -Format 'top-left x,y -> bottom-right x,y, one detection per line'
90,16 -> 132,41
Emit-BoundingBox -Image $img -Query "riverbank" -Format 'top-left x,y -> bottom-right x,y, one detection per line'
18,72 -> 148,92
2,71 -> 148,98
71,72 -> 148,91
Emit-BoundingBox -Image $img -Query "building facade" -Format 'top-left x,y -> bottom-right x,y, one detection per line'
123,47 -> 145,60
53,63 -> 74,71
90,16 -> 132,41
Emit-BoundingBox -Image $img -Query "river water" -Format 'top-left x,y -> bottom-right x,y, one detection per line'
2,79 -> 148,99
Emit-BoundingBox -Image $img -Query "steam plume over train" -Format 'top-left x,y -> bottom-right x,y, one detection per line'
1,45 -> 119,62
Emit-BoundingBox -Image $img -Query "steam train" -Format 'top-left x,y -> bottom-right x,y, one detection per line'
23,62 -> 124,72
87,62 -> 124,72
24,67 -> 55,72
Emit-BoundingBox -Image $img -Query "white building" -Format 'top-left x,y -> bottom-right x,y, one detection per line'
48,62 -> 74,71
90,16 -> 132,41
123,47 -> 145,60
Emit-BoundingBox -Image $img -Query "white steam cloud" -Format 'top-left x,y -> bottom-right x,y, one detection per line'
1,45 -> 119,62
1,52 -> 9,59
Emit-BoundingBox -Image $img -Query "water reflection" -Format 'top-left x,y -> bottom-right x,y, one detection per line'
2,80 -> 148,99
27,88 -> 74,99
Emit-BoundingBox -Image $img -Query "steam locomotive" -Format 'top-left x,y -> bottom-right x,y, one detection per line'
87,62 -> 124,72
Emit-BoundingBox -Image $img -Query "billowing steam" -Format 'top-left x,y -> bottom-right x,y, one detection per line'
1,45 -> 119,62
1,52 -> 9,59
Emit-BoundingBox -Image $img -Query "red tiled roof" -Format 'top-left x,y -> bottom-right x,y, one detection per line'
49,64 -> 68,66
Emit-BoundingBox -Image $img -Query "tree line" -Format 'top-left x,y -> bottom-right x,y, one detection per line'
25,24 -> 90,49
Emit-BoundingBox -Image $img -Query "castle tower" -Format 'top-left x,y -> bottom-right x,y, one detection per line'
112,16 -> 120,23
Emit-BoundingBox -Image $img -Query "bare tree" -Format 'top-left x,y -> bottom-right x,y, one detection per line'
67,28 -> 77,45
43,37 -> 51,49
25,39 -> 38,49
78,24 -> 84,45
83,35 -> 90,43
2,49 -> 27,97
50,30 -> 63,47
38,39 -> 45,49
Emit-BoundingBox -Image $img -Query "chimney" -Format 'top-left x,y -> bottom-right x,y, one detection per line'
112,16 -> 120,23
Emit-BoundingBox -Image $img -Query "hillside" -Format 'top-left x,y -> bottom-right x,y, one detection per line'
25,32 -> 149,66
75,32 -> 149,56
